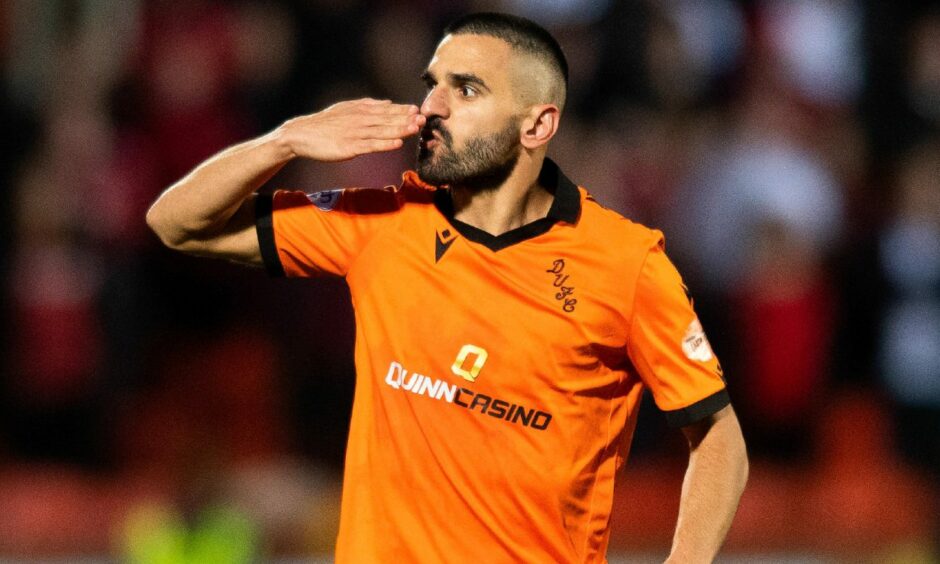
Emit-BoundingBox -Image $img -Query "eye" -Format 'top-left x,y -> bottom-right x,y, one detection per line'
458,84 -> 477,98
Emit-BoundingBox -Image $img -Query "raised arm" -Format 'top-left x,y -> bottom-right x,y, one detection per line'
145,99 -> 425,264
666,405 -> 748,563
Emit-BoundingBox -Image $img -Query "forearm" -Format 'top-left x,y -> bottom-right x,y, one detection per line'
667,407 -> 748,563
146,130 -> 293,249
145,99 -> 422,259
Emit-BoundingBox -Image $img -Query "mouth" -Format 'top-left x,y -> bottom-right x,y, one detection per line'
419,132 -> 436,146
419,128 -> 443,149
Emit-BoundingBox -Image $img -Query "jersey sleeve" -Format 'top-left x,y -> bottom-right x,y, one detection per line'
255,186 -> 399,278
626,233 -> 729,427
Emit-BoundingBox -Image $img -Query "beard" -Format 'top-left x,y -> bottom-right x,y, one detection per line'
416,116 -> 521,192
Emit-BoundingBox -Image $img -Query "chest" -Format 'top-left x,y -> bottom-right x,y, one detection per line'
347,219 -> 633,395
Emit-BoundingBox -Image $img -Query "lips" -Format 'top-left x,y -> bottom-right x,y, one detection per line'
420,129 -> 440,145
419,123 -> 448,149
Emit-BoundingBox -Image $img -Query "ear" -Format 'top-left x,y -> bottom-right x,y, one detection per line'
520,104 -> 560,150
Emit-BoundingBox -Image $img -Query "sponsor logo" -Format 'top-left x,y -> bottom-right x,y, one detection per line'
451,344 -> 487,382
435,228 -> 456,262
307,189 -> 343,211
384,361 -> 552,431
682,318 -> 714,362
546,259 -> 577,312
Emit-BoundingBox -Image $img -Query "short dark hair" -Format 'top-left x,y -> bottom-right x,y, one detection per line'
444,12 -> 569,90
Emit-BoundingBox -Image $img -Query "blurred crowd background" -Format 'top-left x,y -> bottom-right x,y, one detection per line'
1,0 -> 938,561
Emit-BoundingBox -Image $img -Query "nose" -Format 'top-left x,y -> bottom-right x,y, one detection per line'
420,85 -> 449,120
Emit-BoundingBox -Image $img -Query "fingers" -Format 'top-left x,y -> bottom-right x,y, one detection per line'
372,104 -> 422,124
358,99 -> 416,114
331,98 -> 416,119
356,112 -> 416,153
282,98 -> 426,161
364,107 -> 424,133
356,104 -> 424,139
365,120 -> 421,139
340,99 -> 422,133
351,106 -> 422,156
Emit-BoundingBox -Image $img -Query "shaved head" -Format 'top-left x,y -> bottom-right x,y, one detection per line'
509,51 -> 567,110
443,12 -> 568,111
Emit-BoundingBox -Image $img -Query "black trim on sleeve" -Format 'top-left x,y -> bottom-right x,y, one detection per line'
663,389 -> 731,428
255,193 -> 285,277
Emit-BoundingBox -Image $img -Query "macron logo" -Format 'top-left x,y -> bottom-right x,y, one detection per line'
435,229 -> 456,263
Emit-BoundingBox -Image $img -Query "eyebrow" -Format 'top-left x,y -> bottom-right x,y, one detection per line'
420,70 -> 491,93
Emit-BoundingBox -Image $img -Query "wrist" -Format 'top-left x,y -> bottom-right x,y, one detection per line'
266,127 -> 298,163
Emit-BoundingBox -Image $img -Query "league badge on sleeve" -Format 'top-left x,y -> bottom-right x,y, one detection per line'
682,318 -> 714,362
307,189 -> 344,211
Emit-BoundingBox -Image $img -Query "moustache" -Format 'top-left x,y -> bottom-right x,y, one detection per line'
420,118 -> 452,146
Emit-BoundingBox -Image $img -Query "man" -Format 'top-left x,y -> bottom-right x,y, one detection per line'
147,12 -> 747,563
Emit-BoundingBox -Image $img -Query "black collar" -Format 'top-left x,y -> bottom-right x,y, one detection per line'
432,158 -> 581,251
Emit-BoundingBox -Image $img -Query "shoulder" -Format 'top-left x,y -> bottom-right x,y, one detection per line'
273,171 -> 437,216
577,189 -> 664,258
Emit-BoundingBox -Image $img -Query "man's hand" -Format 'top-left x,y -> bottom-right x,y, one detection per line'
276,98 -> 426,162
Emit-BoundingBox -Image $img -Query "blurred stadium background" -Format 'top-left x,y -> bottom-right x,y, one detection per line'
1,0 -> 938,562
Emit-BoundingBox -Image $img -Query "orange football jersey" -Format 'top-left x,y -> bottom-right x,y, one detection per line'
255,159 -> 728,563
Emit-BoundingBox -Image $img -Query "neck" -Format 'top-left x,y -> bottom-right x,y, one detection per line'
450,153 -> 553,236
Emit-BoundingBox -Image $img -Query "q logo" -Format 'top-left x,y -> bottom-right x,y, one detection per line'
451,344 -> 488,383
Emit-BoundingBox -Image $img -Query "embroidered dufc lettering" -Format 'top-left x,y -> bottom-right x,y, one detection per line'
546,259 -> 577,312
